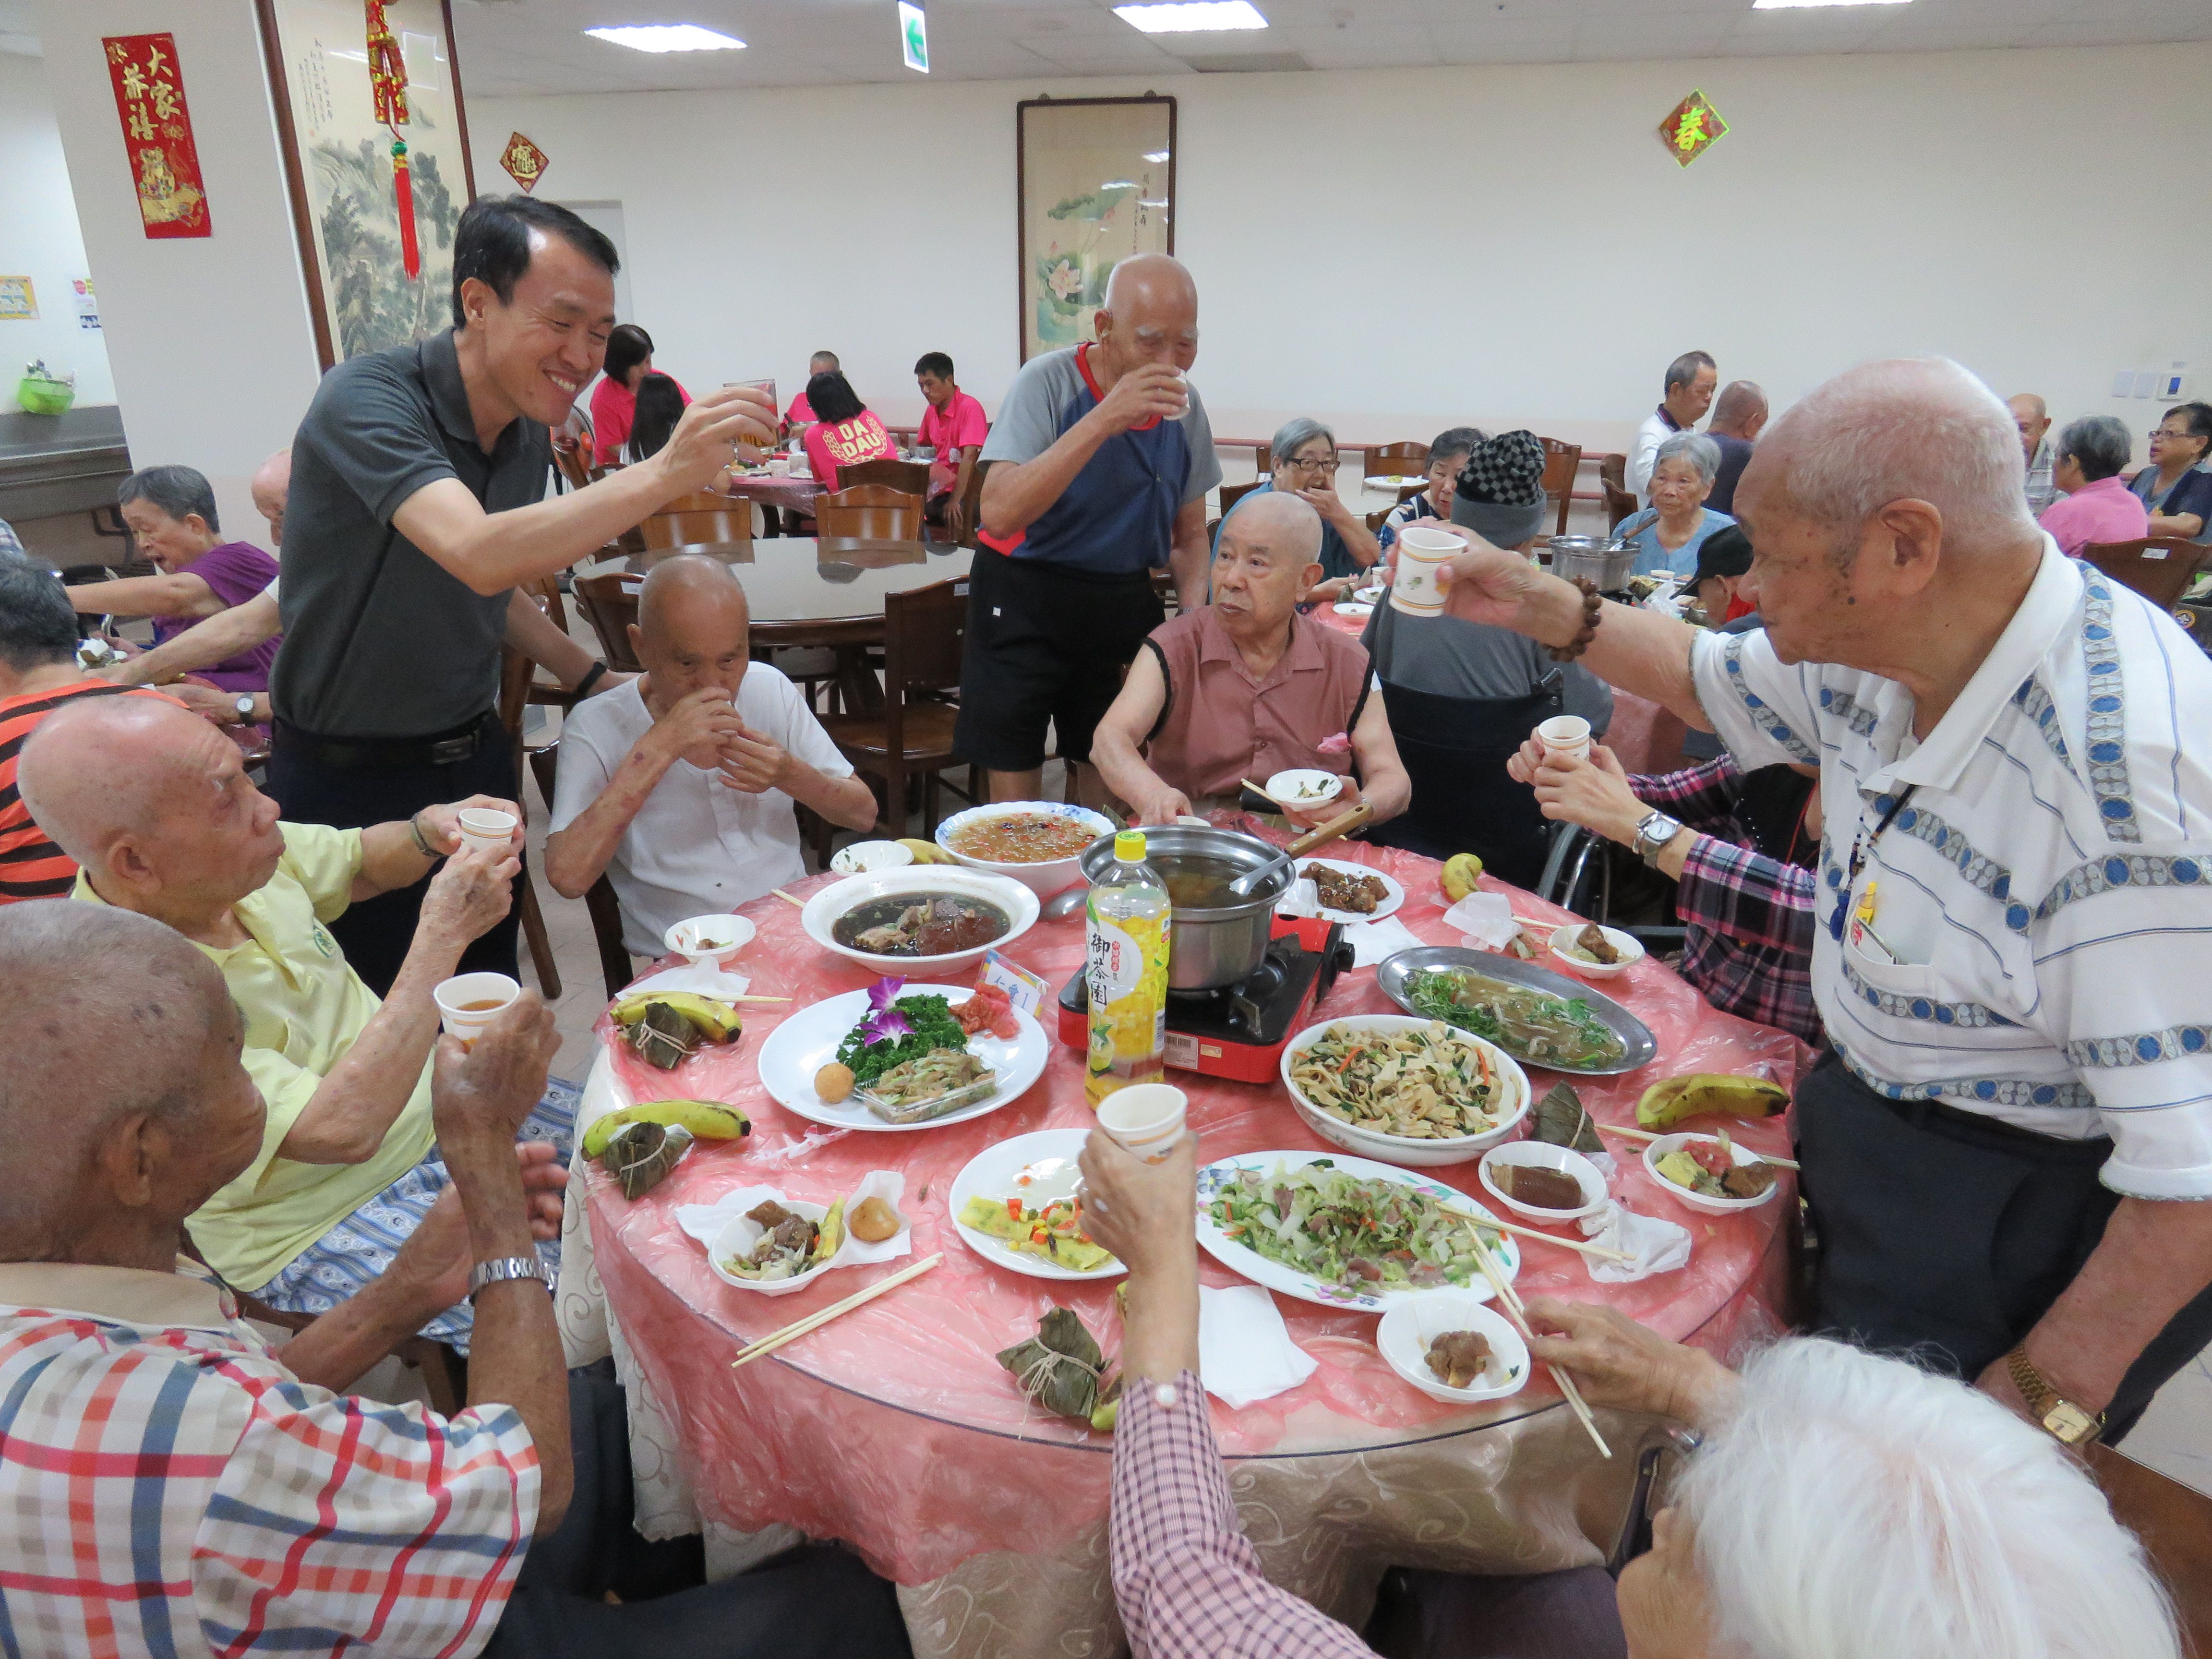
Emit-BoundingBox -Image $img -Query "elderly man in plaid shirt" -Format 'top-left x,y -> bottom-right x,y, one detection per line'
0,902 -> 907,1659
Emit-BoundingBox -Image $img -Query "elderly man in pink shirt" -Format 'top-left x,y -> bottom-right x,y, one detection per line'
2039,414 -> 2150,555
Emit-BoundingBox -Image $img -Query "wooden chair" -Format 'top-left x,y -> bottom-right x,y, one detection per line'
1366,506 -> 1395,534
1219,480 -> 1266,517
524,742 -> 637,999
1253,442 -> 1272,477
839,457 -> 932,498
1603,480 -> 1641,533
820,577 -> 975,839
572,573 -> 643,671
1539,438 -> 1582,538
641,492 -> 753,550
1599,453 -> 1626,495
816,484 -> 924,542
1365,442 -> 1430,486
496,644 -> 562,1000
2080,537 -> 2212,610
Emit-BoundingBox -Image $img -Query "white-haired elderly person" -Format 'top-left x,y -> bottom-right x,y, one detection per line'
1431,356 -> 2212,1454
1082,1126 -> 2182,1659
2039,415 -> 2150,557
1216,418 -> 1383,602
1611,433 -> 1738,582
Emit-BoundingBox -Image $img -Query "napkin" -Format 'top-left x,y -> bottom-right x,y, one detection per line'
1443,891 -> 1517,950
1197,1285 -> 1317,1407
1274,877 -> 1323,920
626,962 -> 752,998
1576,1201 -> 1691,1285
1347,914 -> 1425,968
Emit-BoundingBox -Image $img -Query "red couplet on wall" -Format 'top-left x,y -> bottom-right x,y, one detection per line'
101,32 -> 212,240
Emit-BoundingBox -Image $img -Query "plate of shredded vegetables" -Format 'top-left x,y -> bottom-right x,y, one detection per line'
1195,1152 -> 1518,1311
1280,1016 -> 1530,1166
757,979 -> 1046,1131
950,1129 -> 1124,1280
1376,947 -> 1655,1074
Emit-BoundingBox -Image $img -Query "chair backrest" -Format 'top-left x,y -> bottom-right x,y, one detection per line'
1366,442 -> 1430,481
1366,506 -> 1395,534
1365,677 -> 1564,887
1598,453 -> 1626,494
553,440 -> 594,492
817,484 -> 924,541
1253,442 -> 1273,477
957,457 -> 991,548
2080,537 -> 2212,610
641,491 -> 753,550
839,457 -> 933,497
879,577 -> 969,754
1219,480 -> 1265,517
573,572 -> 644,671
1539,439 -> 1582,537
1602,480 -> 1640,531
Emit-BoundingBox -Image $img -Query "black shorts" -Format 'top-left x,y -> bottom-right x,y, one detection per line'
954,548 -> 1164,772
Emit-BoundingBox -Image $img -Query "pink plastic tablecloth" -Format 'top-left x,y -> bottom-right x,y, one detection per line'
584,846 -> 1809,1593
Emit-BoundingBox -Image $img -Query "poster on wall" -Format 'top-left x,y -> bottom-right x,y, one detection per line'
254,0 -> 477,369
0,279 -> 36,321
1016,96 -> 1175,363
100,33 -> 213,239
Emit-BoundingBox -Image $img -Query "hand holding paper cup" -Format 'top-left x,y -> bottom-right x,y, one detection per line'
1094,1083 -> 1188,1164
456,807 -> 519,856
1391,526 -> 1467,617
1536,715 -> 1592,765
434,972 -> 521,1047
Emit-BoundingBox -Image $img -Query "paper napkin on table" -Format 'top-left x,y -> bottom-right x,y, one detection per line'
1198,1285 -> 1317,1407
1443,892 -> 1517,950
1577,1201 -> 1691,1285
1275,878 -> 1323,920
1346,914 -> 1425,968
626,962 -> 752,998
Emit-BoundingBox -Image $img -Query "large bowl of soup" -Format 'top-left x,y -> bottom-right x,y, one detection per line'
803,869 -> 1041,974
934,802 -> 1117,897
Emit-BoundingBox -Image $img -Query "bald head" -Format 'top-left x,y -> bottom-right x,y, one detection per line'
632,555 -> 752,705
1104,252 -> 1196,316
251,447 -> 291,546
1235,488 -> 1324,559
2007,393 -> 2051,466
1097,253 -> 1199,383
1213,491 -> 1324,638
1710,381 -> 1767,436
637,554 -> 748,641
21,697 -> 202,866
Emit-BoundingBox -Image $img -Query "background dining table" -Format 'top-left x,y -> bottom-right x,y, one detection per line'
553,840 -> 1812,1659
713,468 -> 825,535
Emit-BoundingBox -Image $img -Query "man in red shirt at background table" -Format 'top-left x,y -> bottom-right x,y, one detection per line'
915,351 -> 989,541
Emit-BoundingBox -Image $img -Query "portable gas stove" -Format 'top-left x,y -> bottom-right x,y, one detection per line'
1056,914 -> 1354,1084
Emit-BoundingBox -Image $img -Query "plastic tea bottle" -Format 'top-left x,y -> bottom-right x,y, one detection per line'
1085,829 -> 1171,1106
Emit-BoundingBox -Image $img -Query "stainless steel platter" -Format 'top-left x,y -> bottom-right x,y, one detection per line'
1374,945 -> 1659,1076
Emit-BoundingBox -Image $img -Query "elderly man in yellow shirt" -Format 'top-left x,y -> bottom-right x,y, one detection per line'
17,695 -> 572,1346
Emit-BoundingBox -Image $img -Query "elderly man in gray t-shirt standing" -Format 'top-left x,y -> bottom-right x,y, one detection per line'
270,195 -> 774,993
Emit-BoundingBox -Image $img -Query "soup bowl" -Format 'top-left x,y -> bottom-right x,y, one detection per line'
802,869 -> 1041,974
935,801 -> 1117,897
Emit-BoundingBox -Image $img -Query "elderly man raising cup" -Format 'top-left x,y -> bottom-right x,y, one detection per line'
1091,491 -> 1410,830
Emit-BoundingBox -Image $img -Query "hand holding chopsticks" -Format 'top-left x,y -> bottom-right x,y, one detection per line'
732,1254 -> 941,1369
1461,1222 -> 1612,1459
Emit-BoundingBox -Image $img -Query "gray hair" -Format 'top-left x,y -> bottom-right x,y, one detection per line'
1654,432 -> 1722,484
119,465 -> 219,534
1430,425 -> 1485,467
1683,1338 -> 2178,1659
2056,414 -> 2132,483
1270,417 -> 1335,466
1664,350 -> 1716,394
0,562 -> 80,674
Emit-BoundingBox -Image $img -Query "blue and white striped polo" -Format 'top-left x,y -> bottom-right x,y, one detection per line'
1692,536 -> 2212,1199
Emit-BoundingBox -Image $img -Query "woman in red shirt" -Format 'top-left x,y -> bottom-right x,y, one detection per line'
800,371 -> 896,493
589,324 -> 690,467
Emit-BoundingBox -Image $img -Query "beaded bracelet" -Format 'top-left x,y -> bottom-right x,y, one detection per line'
1546,577 -> 1603,664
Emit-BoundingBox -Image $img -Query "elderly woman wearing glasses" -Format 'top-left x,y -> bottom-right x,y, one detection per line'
1611,432 -> 1737,580
2131,401 -> 2212,542
1214,417 -> 1381,601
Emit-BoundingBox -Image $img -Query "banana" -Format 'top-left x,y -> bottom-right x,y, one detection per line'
583,1099 -> 751,1160
896,836 -> 955,866
1439,852 -> 1485,902
1636,1073 -> 1790,1131
607,991 -> 742,1044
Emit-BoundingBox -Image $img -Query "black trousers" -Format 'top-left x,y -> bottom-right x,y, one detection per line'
483,1363 -> 913,1659
1367,1566 -> 1626,1659
1795,1052 -> 2212,1442
265,712 -> 522,996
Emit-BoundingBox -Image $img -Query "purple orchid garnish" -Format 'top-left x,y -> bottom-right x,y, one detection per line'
858,976 -> 911,1044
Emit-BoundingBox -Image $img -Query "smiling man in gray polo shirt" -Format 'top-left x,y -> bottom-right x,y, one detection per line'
270,195 -> 775,992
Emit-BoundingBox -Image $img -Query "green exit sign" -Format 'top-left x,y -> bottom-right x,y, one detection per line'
898,0 -> 928,72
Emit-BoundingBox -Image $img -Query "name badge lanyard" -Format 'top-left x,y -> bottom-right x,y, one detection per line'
1827,783 -> 1919,945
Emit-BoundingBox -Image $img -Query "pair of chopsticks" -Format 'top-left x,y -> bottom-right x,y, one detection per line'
1459,1223 -> 1611,1459
1596,1121 -> 1799,1170
1439,1204 -> 1632,1264
731,1253 -> 942,1369
770,888 -> 807,908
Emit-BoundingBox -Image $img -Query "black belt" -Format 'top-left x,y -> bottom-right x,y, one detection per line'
274,712 -> 493,773
1813,1053 -> 2112,1164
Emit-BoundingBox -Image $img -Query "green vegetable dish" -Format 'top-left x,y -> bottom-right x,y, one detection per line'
1206,1161 -> 1496,1298
836,983 -> 968,1084
1405,968 -> 1626,1070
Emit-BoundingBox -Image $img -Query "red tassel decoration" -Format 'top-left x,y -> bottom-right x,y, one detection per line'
391,135 -> 419,279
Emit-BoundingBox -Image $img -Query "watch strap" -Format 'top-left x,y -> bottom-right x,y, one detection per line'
2005,1344 -> 2104,1444
1634,811 -> 1684,869
467,1256 -> 554,1298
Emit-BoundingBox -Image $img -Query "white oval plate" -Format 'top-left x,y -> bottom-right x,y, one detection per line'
949,1128 -> 1125,1281
1194,1150 -> 1518,1313
1333,601 -> 1375,619
1295,858 -> 1407,926
756,984 -> 1047,1132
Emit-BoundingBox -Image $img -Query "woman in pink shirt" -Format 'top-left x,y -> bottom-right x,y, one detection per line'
589,324 -> 690,467
2039,414 -> 2149,556
800,371 -> 897,493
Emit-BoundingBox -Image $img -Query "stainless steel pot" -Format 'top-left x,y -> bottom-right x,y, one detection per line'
1077,824 -> 1293,990
1543,535 -> 1638,594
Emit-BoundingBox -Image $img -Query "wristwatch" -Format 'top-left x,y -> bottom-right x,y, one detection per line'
2005,1345 -> 2104,1445
1632,809 -> 1686,869
232,694 -> 257,726
468,1256 -> 555,1299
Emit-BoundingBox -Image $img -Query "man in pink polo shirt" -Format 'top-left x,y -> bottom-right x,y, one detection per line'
914,352 -> 989,539
783,349 -> 839,435
2038,414 -> 2150,556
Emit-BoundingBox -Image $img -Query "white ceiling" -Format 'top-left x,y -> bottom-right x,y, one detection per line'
446,0 -> 2212,95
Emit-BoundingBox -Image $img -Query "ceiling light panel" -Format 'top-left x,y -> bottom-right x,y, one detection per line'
584,23 -> 747,52
1750,0 -> 1909,9
1114,2 -> 1268,35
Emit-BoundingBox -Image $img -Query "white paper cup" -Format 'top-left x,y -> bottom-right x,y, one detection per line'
1095,1082 -> 1187,1163
434,972 -> 521,1046
456,808 -> 518,856
1391,526 -> 1465,617
1536,715 -> 1592,764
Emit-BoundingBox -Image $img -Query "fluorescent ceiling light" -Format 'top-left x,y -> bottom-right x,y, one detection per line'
1751,0 -> 1908,8
1114,1 -> 1267,35
585,23 -> 746,52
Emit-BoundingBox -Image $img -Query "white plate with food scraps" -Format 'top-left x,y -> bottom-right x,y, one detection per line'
1266,769 -> 1344,808
949,1128 -> 1125,1282
756,984 -> 1047,1132
1332,601 -> 1375,619
1194,1151 -> 1518,1313
1294,858 -> 1406,925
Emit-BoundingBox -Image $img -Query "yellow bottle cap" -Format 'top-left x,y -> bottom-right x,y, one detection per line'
1114,829 -> 1147,862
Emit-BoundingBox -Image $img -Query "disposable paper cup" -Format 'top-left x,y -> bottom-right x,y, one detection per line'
434,972 -> 521,1046
1095,1083 -> 1187,1164
456,808 -> 518,855
1536,715 -> 1591,764
1391,526 -> 1465,617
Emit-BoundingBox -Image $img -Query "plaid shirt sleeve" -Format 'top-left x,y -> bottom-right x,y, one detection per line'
1111,1373 -> 1372,1659
1624,756 -> 1746,835
1672,834 -> 1820,956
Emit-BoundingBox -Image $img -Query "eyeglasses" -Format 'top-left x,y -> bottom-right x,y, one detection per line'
1280,454 -> 1339,473
2150,427 -> 2191,441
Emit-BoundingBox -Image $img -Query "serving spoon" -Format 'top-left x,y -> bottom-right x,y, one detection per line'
1224,800 -> 1375,898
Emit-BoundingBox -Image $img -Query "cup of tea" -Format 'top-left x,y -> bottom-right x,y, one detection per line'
1094,1082 -> 1188,1164
433,972 -> 522,1046
1391,526 -> 1465,617
1536,714 -> 1593,764
456,808 -> 518,857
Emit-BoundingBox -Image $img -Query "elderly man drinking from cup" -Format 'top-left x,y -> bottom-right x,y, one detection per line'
1091,491 -> 1410,830
15,694 -> 573,1346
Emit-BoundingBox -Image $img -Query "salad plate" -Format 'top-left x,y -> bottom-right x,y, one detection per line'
949,1129 -> 1124,1281
756,984 -> 1046,1131
1194,1151 -> 1519,1313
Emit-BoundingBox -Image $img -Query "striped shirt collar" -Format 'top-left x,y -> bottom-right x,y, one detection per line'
0,1256 -> 234,1333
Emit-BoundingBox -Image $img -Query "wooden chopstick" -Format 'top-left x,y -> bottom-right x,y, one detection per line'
1596,1121 -> 1799,1170
1462,1225 -> 1611,1459
769,888 -> 807,908
1437,1204 -> 1634,1263
731,1253 -> 941,1369
1240,776 -> 1288,809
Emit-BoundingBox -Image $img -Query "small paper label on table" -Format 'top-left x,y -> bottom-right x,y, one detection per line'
982,949 -> 1048,1017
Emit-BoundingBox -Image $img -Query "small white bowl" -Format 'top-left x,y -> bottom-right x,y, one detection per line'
706,1199 -> 837,1297
802,868 -> 1041,974
1280,1015 -> 1530,1167
663,913 -> 756,964
933,801 -> 1116,898
1267,769 -> 1345,810
1377,1295 -> 1529,1404
1642,1132 -> 1786,1216
830,840 -> 916,876
1478,1141 -> 1610,1223
1548,923 -> 1645,980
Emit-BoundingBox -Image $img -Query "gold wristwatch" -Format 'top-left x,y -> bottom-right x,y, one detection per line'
2006,1345 -> 2104,1445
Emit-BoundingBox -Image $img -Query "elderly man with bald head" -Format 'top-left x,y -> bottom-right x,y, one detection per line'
16,694 -> 568,1345
1092,491 -> 1409,830
2010,392 -> 2058,514
1438,356 -> 2212,1451
962,253 -> 1222,807
545,554 -> 876,956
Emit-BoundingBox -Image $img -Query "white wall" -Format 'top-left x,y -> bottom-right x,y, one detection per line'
0,50 -> 116,408
478,44 -> 2211,459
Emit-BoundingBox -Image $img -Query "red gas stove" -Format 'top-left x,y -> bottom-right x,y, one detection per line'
1056,914 -> 1354,1084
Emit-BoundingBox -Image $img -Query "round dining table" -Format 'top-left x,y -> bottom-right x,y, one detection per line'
622,536 -> 973,649
714,468 -> 825,535
554,841 -> 1811,1659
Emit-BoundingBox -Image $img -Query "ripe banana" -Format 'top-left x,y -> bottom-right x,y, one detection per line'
1636,1073 -> 1790,1131
896,837 -> 956,866
608,990 -> 742,1044
1439,852 -> 1485,902
583,1099 -> 751,1160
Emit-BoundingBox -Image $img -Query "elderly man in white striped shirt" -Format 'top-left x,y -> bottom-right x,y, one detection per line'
1438,355 -> 2212,1449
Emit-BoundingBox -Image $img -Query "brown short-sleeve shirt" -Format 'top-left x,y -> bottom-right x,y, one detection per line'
1142,607 -> 1370,802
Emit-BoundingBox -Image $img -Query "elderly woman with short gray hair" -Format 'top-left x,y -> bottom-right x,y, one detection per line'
2040,414 -> 2150,556
1214,417 -> 1382,599
1611,431 -> 1737,581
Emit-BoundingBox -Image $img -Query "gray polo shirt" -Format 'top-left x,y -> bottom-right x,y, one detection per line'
272,329 -> 547,738
1359,602 -> 1613,734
